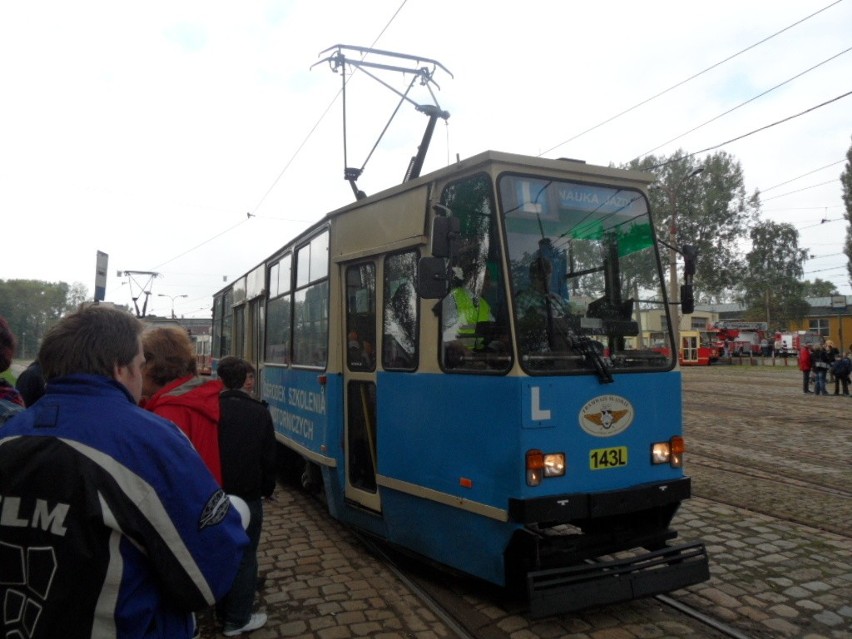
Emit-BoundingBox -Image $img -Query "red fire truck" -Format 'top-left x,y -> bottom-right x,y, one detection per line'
774,331 -> 821,358
711,321 -> 769,356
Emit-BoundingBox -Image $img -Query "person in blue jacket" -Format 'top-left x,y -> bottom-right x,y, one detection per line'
0,305 -> 248,638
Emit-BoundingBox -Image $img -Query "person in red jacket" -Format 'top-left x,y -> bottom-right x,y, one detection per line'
798,344 -> 813,394
141,326 -> 225,484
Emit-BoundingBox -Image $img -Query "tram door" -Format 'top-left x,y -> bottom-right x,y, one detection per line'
343,261 -> 381,512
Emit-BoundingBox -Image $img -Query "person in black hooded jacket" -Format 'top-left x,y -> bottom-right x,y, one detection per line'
15,359 -> 45,406
215,357 -> 277,636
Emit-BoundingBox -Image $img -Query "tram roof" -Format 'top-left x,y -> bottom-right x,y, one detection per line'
214,150 -> 655,298
328,150 -> 654,216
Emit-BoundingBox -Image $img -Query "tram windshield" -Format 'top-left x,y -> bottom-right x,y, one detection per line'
499,174 -> 672,376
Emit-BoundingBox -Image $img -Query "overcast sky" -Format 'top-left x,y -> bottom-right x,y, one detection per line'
2,0 -> 851,317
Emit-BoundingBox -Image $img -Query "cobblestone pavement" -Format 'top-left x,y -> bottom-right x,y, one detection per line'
676,498 -> 852,639
197,487 -> 457,639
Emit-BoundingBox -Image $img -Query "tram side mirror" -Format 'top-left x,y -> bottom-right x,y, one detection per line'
417,257 -> 450,299
431,215 -> 460,258
681,284 -> 695,314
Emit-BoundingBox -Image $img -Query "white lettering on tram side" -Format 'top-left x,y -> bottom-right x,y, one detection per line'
287,388 -> 326,415
531,387 -> 552,421
262,381 -> 286,402
268,405 -> 315,441
261,382 -> 326,416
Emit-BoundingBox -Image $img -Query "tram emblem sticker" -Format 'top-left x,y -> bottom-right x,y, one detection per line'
579,395 -> 634,437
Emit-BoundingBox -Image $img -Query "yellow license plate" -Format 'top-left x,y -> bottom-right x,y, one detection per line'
589,446 -> 628,470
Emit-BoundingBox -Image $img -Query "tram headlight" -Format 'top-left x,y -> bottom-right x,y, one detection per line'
526,450 -> 566,486
651,436 -> 684,468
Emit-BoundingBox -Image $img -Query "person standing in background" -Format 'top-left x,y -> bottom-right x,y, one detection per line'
811,344 -> 831,396
215,356 -> 277,636
15,359 -> 46,406
831,350 -> 851,396
242,360 -> 257,397
0,316 -> 25,413
141,326 -> 225,484
798,343 -> 813,394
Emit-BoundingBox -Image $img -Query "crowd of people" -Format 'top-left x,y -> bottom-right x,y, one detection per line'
798,339 -> 852,396
0,308 -> 275,637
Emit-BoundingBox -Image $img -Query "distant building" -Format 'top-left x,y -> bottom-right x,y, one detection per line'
627,308 -> 719,350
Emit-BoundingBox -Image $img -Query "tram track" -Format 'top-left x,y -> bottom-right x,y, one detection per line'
686,453 -> 852,538
352,531 -> 481,639
686,435 -> 848,489
687,450 -> 852,501
655,594 -> 753,639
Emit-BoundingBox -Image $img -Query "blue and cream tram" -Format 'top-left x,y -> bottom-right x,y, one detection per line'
211,150 -> 709,615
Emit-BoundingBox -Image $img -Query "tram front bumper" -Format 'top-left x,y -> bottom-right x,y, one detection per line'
527,541 -> 709,617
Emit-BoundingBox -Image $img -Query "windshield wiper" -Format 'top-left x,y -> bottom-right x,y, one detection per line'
568,333 -> 614,384
547,319 -> 614,384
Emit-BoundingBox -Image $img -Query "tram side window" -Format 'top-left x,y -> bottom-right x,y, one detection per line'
383,251 -> 418,370
293,232 -> 329,367
233,305 -> 246,358
266,255 -> 292,365
221,289 -> 233,357
346,263 -> 376,371
212,295 -> 224,358
439,173 -> 511,373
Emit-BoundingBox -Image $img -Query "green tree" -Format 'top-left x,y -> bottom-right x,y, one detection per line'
67,282 -> 89,310
0,279 -> 88,360
630,150 -> 759,304
842,135 -> 852,288
802,278 -> 839,298
741,220 -> 809,326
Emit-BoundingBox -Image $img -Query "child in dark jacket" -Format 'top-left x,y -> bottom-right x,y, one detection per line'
831,352 -> 851,396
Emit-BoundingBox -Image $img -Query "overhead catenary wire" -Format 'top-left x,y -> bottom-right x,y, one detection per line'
145,1 -> 409,280
759,160 -> 845,192
250,0 -> 409,215
150,217 -> 252,272
634,45 -> 852,160
538,0 -> 844,158
647,89 -> 852,170
805,264 -> 849,275
762,179 -> 841,202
